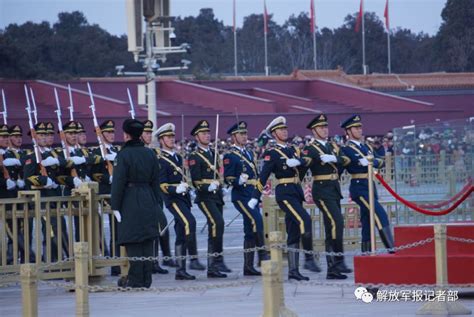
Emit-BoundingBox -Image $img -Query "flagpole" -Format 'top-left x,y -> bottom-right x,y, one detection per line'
385,0 -> 391,74
311,0 -> 317,70
264,32 -> 269,76
361,0 -> 366,74
313,28 -> 317,70
264,0 -> 269,76
233,0 -> 238,76
387,30 -> 391,74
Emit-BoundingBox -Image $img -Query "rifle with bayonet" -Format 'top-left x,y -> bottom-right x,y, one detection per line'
0,89 -> 9,180
29,88 -> 38,125
127,88 -> 136,119
87,82 -> 113,176
1,89 -> 7,125
24,85 -> 47,176
54,88 -> 79,179
68,84 -> 74,121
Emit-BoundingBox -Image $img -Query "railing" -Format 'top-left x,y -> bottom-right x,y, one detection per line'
0,183 -> 126,282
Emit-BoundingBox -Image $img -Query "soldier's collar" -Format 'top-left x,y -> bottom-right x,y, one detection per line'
349,139 -> 362,147
162,149 -> 176,156
232,144 -> 244,151
315,139 -> 327,146
276,143 -> 287,149
198,145 -> 210,152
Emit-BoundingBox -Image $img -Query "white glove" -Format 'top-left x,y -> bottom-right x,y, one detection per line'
3,158 -> 21,167
221,187 -> 231,196
73,177 -> 83,188
286,158 -> 301,168
6,179 -> 16,190
70,156 -> 86,165
41,156 -> 59,167
176,182 -> 188,194
238,173 -> 249,185
247,198 -> 258,210
105,153 -> 117,161
208,181 -> 219,192
109,175 -> 113,184
16,179 -> 25,189
44,177 -> 55,189
84,175 -> 91,183
320,154 -> 337,163
113,210 -> 122,223
359,158 -> 369,166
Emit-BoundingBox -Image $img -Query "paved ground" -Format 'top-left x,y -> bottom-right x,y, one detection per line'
1,198 -> 473,316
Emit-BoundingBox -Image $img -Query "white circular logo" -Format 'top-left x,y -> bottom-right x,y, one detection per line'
361,292 -> 374,303
354,287 -> 367,300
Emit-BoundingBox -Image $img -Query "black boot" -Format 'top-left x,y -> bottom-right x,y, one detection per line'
214,237 -> 231,273
287,243 -> 309,281
379,226 -> 395,253
175,244 -> 195,280
152,238 -> 168,274
207,241 -> 227,278
160,232 -> 178,267
301,233 -> 321,273
361,241 -> 371,253
187,235 -> 206,271
243,239 -> 261,276
255,232 -> 270,267
331,238 -> 352,273
325,242 -> 347,280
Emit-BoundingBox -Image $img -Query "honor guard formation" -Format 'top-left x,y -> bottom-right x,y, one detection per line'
2,105 -> 393,288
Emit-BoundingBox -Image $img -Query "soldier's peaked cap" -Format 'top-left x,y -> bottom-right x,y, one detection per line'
76,122 -> 86,133
33,122 -> 48,134
8,125 -> 22,136
143,120 -> 153,132
154,123 -> 175,138
227,121 -> 247,135
45,122 -> 55,134
0,124 -> 9,136
62,121 -> 77,133
266,116 -> 287,133
306,114 -> 328,129
100,120 -> 115,132
340,114 -> 363,129
190,120 -> 210,136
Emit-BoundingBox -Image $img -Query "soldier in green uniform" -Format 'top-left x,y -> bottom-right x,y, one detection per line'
111,119 -> 162,288
4,125 -> 35,263
24,122 -> 69,262
90,120 -> 120,275
0,124 -> 20,264
301,114 -> 352,280
141,119 -> 176,273
188,120 -> 229,278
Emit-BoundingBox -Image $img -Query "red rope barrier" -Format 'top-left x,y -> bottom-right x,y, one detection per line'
375,173 -> 474,216
419,179 -> 473,209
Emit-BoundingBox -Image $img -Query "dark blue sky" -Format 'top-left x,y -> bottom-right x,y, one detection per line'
1,0 -> 446,35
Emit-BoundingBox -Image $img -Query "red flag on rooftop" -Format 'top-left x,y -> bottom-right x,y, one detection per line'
384,0 -> 390,30
355,0 -> 363,32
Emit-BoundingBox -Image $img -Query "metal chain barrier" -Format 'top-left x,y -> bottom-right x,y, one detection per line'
91,245 -> 269,262
279,237 -> 435,257
447,236 -> 474,244
40,278 -> 259,293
